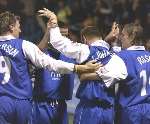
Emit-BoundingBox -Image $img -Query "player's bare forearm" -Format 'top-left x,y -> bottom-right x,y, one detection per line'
37,28 -> 49,50
79,73 -> 100,81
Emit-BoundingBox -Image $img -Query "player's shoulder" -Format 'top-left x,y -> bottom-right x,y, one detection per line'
116,50 -> 131,61
90,45 -> 108,51
10,38 -> 23,43
22,39 -> 36,47
117,50 -> 129,56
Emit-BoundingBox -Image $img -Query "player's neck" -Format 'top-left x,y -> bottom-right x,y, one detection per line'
1,32 -> 13,37
89,37 -> 102,45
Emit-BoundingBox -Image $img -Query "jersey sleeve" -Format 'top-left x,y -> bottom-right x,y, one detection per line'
49,27 -> 90,63
96,54 -> 128,87
22,40 -> 74,74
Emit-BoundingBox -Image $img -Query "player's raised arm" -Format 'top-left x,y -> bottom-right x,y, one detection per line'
104,22 -> 120,43
38,8 -> 90,63
37,22 -> 50,50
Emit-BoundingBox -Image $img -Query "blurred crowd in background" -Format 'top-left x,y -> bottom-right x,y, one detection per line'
0,0 -> 149,45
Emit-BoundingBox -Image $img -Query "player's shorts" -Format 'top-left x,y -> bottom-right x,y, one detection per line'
120,103 -> 150,124
0,96 -> 32,124
31,99 -> 68,124
74,100 -> 114,124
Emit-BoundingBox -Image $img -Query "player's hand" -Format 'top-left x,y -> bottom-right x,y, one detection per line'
104,22 -> 119,43
85,60 -> 100,71
111,22 -> 119,38
75,60 -> 102,74
38,8 -> 58,25
38,8 -> 54,18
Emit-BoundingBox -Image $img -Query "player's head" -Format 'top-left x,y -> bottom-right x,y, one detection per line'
0,11 -> 21,38
80,26 -> 102,45
120,23 -> 143,49
58,21 -> 68,37
145,39 -> 150,51
68,24 -> 81,43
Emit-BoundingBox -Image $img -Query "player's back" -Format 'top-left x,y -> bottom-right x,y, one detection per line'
117,50 -> 150,107
76,45 -> 114,104
0,38 -> 32,99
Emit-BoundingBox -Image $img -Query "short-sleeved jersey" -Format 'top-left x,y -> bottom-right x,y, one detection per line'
117,50 -> 150,107
0,39 -> 32,99
76,46 -> 114,104
34,49 -> 75,100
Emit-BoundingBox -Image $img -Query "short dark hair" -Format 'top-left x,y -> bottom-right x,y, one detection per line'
0,11 -> 20,35
124,23 -> 144,45
81,26 -> 102,39
58,21 -> 68,28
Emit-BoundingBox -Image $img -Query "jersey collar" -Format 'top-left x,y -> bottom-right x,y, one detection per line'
0,35 -> 16,41
127,46 -> 145,50
91,40 -> 110,50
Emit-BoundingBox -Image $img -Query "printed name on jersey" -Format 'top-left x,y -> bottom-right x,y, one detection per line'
137,55 -> 150,65
0,44 -> 19,57
92,50 -> 110,60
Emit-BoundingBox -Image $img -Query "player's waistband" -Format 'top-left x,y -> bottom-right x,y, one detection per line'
81,99 -> 113,108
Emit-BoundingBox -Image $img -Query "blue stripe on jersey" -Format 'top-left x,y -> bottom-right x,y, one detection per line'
76,46 -> 114,104
0,39 -> 32,99
34,48 -> 75,100
117,50 -> 150,107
